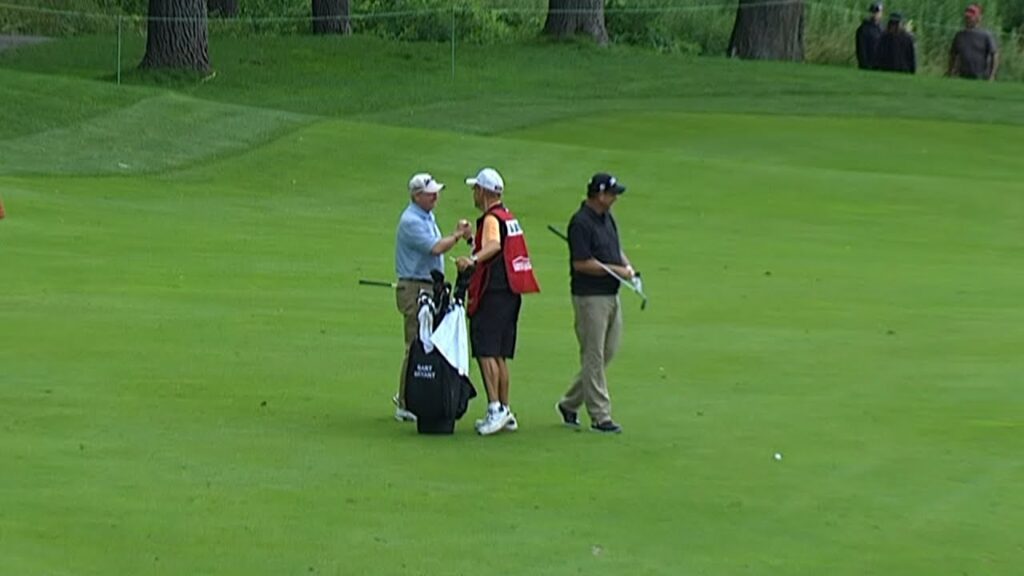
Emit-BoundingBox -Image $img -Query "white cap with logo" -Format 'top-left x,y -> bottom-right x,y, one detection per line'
409,173 -> 444,194
465,168 -> 504,194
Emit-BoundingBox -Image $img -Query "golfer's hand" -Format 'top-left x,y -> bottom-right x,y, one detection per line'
619,265 -> 636,280
455,219 -> 472,239
456,256 -> 474,271
630,275 -> 644,293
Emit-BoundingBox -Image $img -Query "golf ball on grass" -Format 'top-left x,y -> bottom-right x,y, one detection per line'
773,452 -> 783,461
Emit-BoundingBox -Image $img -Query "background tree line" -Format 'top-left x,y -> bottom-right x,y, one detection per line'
2,0 -> 1022,78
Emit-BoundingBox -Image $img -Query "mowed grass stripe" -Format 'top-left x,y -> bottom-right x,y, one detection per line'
0,68 -> 152,140
0,92 -> 312,176
501,111 -> 1024,184
7,35 -> 1024,132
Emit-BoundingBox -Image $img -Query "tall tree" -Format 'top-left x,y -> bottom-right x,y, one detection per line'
728,0 -> 805,61
207,0 -> 238,18
542,0 -> 608,45
312,0 -> 351,35
140,0 -> 210,71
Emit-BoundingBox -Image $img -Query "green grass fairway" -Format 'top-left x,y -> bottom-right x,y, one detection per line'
2,40 -> 1024,575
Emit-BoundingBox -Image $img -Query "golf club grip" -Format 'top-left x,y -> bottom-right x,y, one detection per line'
550,224 -> 646,309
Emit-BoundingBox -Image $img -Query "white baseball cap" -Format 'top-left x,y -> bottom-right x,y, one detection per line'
465,168 -> 504,194
409,173 -> 444,194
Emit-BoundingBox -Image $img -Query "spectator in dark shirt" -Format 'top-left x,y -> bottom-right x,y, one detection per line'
877,13 -> 916,74
948,4 -> 999,80
855,2 -> 885,69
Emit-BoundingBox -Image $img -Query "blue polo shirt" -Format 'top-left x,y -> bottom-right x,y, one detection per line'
396,202 -> 444,280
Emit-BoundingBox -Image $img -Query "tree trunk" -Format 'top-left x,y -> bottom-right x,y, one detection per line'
207,0 -> 237,18
140,0 -> 210,72
312,0 -> 351,35
728,0 -> 805,61
542,0 -> 608,45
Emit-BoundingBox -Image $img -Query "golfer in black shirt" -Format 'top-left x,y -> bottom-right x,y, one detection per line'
556,173 -> 635,434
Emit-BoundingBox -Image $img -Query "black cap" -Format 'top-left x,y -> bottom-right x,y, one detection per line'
869,2 -> 883,12
889,11 -> 903,22
588,173 -> 626,195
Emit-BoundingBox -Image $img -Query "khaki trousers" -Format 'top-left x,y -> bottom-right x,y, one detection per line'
395,279 -> 432,406
561,294 -> 622,423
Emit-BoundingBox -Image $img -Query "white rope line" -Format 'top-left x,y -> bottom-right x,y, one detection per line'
809,2 -> 973,34
0,0 -> 845,21
0,3 -> 451,22
0,0 -> 1008,37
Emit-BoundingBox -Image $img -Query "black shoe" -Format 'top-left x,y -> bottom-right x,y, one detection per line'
555,402 -> 580,427
591,420 -> 622,434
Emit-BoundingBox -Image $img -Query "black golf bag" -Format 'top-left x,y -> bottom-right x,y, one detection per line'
404,270 -> 477,435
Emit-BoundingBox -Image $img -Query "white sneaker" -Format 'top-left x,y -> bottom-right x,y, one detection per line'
394,407 -> 417,422
475,411 -> 518,432
476,406 -> 511,436
392,396 -> 416,422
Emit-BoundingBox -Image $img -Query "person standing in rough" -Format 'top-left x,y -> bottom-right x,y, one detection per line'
876,13 -> 916,74
856,2 -> 885,70
948,4 -> 999,80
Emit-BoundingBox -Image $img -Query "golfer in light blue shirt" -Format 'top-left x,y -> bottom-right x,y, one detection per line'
396,202 -> 444,281
392,173 -> 471,422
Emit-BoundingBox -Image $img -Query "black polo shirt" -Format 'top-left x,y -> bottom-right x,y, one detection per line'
568,201 -> 623,296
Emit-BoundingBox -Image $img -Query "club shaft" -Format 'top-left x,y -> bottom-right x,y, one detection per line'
546,224 -> 568,242
547,225 -> 641,295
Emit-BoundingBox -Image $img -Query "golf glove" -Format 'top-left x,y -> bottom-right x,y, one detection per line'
630,273 -> 643,294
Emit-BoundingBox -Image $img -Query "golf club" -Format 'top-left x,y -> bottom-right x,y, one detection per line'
358,279 -> 397,288
547,225 -> 647,310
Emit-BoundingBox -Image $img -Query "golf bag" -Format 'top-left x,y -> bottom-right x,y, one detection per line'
404,270 -> 477,435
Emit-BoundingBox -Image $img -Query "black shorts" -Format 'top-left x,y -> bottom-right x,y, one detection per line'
470,290 -> 522,359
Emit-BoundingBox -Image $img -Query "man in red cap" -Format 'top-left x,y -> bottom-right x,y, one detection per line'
948,4 -> 999,80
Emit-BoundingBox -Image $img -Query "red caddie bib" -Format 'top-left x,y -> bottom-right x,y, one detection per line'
467,205 -> 540,316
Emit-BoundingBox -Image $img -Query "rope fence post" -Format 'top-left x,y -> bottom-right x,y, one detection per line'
116,13 -> 122,85
450,1 -> 456,82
